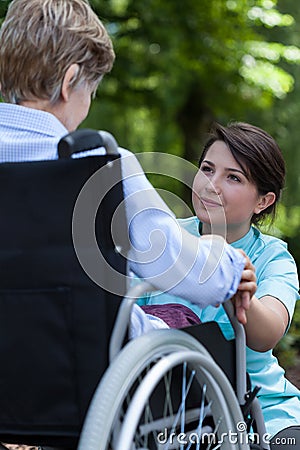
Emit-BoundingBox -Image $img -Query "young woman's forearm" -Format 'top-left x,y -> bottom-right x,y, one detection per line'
244,295 -> 289,352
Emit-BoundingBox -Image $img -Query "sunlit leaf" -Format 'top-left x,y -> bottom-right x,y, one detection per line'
240,60 -> 294,98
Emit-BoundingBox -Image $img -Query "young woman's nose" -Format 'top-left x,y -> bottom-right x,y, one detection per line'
205,174 -> 222,195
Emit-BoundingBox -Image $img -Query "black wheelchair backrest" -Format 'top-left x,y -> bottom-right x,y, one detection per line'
0,130 -> 128,447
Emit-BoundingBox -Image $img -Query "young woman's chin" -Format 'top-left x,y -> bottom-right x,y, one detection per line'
197,210 -> 227,227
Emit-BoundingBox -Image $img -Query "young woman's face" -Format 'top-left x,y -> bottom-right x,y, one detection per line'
192,140 -> 263,242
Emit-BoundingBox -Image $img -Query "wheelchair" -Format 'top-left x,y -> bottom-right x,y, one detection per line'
0,130 -> 269,450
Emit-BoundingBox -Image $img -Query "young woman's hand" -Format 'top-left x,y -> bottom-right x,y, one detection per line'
232,250 -> 256,325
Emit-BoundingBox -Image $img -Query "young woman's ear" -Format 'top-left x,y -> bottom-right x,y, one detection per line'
61,64 -> 80,101
254,192 -> 276,214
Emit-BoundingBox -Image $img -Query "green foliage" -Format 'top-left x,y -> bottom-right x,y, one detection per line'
0,0 -> 9,24
83,0 -> 300,202
240,60 -> 293,99
248,1 -> 294,28
259,204 -> 300,243
84,0 -> 300,162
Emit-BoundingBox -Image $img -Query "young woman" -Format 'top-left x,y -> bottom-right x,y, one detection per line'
138,122 -> 300,447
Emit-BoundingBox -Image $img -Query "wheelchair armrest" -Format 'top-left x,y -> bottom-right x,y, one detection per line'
109,281 -> 157,362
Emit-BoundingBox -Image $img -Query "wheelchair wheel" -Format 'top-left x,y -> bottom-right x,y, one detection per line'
78,329 -> 249,450
116,349 -> 250,450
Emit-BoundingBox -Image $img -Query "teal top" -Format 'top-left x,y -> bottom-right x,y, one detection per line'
137,216 -> 300,438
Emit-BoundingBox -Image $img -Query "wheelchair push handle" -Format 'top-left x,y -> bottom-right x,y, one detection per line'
58,129 -> 119,158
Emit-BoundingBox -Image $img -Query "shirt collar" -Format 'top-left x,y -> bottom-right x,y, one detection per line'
0,103 -> 68,137
231,226 -> 256,249
194,216 -> 256,248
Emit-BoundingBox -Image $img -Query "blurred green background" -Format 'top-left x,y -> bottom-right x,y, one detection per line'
1,0 -> 299,367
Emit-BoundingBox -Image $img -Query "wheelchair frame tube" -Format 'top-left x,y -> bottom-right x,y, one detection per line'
223,300 -> 247,405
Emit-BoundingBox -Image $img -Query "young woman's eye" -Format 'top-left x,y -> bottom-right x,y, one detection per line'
229,174 -> 241,182
200,165 -> 212,173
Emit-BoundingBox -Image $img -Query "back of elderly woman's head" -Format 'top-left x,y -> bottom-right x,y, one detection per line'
0,0 -> 115,104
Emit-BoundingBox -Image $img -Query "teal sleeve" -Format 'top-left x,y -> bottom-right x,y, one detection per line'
255,241 -> 299,326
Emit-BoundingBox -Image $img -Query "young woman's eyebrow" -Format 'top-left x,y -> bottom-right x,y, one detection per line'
201,159 -> 214,167
225,167 -> 246,176
202,159 -> 246,176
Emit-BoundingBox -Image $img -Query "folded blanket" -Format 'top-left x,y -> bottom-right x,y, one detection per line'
129,303 -> 201,339
141,303 -> 201,328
